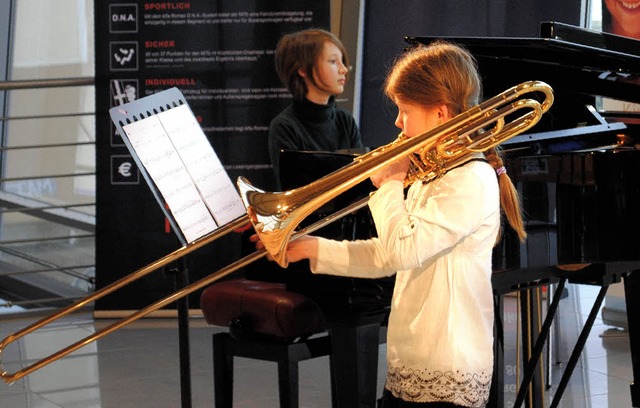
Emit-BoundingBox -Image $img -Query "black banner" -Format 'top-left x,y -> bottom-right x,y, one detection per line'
94,1 -> 329,311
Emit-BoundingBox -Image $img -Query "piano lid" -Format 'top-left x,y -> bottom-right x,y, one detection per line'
406,22 -> 640,155
406,22 -> 640,103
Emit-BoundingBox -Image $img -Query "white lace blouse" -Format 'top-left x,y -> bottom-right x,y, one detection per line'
311,155 -> 500,407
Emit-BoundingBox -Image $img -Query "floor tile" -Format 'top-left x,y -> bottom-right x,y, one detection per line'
0,282 -> 635,408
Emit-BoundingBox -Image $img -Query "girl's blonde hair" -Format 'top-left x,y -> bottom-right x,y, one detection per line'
384,40 -> 527,242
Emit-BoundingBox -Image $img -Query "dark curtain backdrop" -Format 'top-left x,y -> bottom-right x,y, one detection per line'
359,0 -> 582,148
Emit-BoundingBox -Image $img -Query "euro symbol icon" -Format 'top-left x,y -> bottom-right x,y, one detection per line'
118,162 -> 133,177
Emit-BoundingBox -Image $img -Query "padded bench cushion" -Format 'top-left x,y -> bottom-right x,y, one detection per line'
200,279 -> 327,339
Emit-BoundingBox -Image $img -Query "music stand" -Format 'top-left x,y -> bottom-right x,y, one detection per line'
109,88 -> 246,408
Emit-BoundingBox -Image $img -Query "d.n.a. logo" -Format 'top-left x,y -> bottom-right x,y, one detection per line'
109,4 -> 138,33
113,13 -> 135,23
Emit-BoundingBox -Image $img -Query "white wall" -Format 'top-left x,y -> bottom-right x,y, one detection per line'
6,0 -> 95,208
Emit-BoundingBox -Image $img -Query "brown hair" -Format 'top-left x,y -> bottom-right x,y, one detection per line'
274,29 -> 350,101
384,40 -> 527,242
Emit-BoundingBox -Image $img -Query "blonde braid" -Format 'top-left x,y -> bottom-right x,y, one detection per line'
485,147 -> 527,243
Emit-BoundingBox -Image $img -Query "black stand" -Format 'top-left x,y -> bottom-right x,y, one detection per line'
109,87 -> 245,408
490,295 -> 505,408
624,270 -> 640,408
212,332 -> 333,407
512,263 -> 635,408
513,278 -> 566,408
548,284 -> 608,408
329,319 -> 383,408
167,257 -> 192,408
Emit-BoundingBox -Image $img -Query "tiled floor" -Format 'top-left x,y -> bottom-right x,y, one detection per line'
0,283 -> 634,408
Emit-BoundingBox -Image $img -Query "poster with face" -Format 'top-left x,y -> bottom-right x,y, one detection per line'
602,0 -> 640,39
600,0 -> 640,112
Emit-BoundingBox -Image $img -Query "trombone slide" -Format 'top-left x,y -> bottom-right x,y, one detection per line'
0,80 -> 553,384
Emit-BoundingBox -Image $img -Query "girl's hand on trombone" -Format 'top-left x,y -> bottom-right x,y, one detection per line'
250,233 -> 319,265
370,155 -> 410,188
285,235 -> 319,264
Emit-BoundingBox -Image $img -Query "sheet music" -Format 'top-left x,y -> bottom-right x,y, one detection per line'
158,105 -> 247,226
112,88 -> 247,245
123,115 -> 219,243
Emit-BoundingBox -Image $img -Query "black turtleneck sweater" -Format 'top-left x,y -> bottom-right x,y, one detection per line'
268,97 -> 363,188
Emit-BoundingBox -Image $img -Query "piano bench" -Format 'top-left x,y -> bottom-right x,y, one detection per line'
200,278 -> 332,408
211,332 -> 332,408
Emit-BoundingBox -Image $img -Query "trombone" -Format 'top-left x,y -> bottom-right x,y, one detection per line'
0,80 -> 553,384
239,80 -> 554,267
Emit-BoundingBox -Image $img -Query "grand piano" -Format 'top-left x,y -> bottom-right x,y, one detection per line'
408,21 -> 640,408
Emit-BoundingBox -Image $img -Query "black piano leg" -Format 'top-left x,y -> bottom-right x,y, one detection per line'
519,288 -> 545,408
490,295 -> 504,408
549,284 -> 608,408
513,278 -> 566,408
624,270 -> 640,407
329,320 -> 381,408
